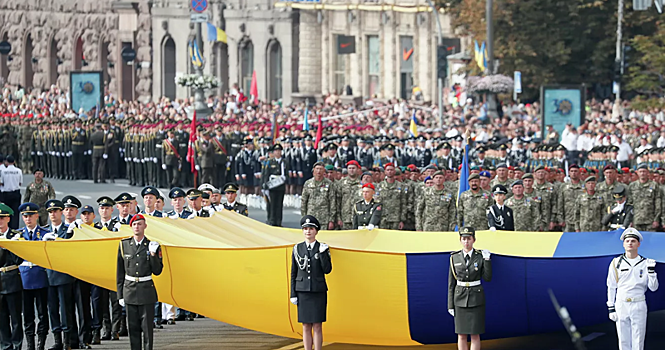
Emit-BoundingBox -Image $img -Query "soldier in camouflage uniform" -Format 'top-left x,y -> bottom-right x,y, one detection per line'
401,166 -> 418,230
556,164 -> 584,232
376,163 -> 404,230
18,119 -> 33,172
458,174 -> 494,230
596,164 -> 622,209
334,160 -> 363,230
521,173 -> 545,231
533,166 -> 557,231
301,162 -> 337,230
489,163 -> 513,198
628,164 -> 662,231
505,180 -> 539,231
23,169 -> 56,226
416,171 -> 456,231
574,176 -> 605,232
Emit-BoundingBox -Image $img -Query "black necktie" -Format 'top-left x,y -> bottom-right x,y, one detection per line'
307,244 -> 312,251
465,254 -> 470,266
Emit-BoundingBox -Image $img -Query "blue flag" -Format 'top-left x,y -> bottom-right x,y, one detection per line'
303,107 -> 310,131
457,138 -> 470,208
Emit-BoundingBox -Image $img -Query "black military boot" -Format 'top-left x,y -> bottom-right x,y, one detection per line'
38,334 -> 47,350
92,329 -> 101,344
27,337 -> 36,350
63,332 -> 72,350
119,318 -> 128,337
47,332 -> 63,350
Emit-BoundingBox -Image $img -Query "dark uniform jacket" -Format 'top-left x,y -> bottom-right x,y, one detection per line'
447,249 -> 493,310
45,223 -> 76,286
223,202 -> 249,216
0,229 -> 24,294
116,236 -> 163,305
352,199 -> 382,229
290,241 -> 332,298
261,157 -> 287,190
19,226 -> 51,290
487,204 -> 515,231
601,203 -> 634,230
90,130 -> 106,157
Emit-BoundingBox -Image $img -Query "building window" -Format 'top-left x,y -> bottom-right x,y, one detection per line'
162,37 -> 176,100
240,41 -> 254,94
333,36 -> 346,94
367,35 -> 380,97
268,40 -> 282,101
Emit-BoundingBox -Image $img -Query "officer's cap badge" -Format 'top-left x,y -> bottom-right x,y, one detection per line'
66,199 -> 72,204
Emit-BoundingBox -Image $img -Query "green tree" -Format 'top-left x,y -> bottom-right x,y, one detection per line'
625,20 -> 665,103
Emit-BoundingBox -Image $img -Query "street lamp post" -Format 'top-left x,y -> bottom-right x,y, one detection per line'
192,19 -> 212,117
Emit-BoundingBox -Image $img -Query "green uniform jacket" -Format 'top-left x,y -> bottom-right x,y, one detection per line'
447,249 -> 492,310
352,199 -> 382,229
116,237 -> 164,305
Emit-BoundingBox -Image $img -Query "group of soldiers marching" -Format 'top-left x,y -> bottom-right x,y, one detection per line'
0,181 -> 247,350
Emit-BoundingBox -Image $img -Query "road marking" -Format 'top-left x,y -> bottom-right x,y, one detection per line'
114,184 -> 131,188
79,195 -> 92,199
55,191 -> 63,195
581,332 -> 605,342
77,180 -> 94,184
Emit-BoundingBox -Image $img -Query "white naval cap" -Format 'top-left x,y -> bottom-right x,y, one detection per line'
198,183 -> 217,192
620,228 -> 643,242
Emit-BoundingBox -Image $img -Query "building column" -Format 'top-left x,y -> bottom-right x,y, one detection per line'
296,10 -> 321,96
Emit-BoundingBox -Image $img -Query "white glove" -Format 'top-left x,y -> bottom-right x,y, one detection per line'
609,311 -> 618,322
141,158 -> 145,163
153,158 -> 158,163
42,232 -> 57,241
482,249 -> 491,260
11,234 -> 19,241
612,202 -> 624,214
290,297 -> 298,305
162,164 -> 167,170
56,152 -> 60,157
195,165 -> 200,171
113,222 -> 122,231
448,309 -> 454,317
226,162 -> 231,168
647,259 -> 657,268
149,241 -> 160,254
367,224 -> 375,231
489,227 -> 496,231
119,299 -> 125,307
31,151 -> 35,155
103,154 -> 108,159
319,243 -> 329,253
37,151 -> 43,156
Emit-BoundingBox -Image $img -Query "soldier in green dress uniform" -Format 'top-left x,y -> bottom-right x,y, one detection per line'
352,183 -> 382,230
448,227 -> 492,350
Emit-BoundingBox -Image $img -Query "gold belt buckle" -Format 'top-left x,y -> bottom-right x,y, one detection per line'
464,282 -> 470,287
0,267 -> 5,273
134,277 -> 140,282
626,298 -> 632,302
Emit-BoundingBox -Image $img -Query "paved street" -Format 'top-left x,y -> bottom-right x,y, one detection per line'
17,175 -> 665,349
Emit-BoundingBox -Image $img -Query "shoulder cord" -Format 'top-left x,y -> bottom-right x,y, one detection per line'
293,245 -> 309,271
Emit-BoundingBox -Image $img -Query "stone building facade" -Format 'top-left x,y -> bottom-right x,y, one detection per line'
0,0 -> 154,102
0,0 -> 462,105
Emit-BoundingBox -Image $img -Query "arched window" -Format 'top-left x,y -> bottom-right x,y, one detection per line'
267,41 -> 282,101
162,37 -> 176,100
240,40 -> 254,94
23,33 -> 34,88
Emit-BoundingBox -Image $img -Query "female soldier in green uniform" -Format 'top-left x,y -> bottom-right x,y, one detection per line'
448,227 -> 492,350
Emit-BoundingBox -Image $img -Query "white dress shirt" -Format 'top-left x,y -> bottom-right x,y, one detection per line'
0,165 -> 22,192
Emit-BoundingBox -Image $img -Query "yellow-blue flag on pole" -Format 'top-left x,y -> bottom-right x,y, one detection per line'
189,40 -> 204,67
474,40 -> 486,72
206,22 -> 228,44
409,111 -> 418,137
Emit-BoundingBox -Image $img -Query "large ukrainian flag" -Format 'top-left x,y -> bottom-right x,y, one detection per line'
2,214 -> 665,345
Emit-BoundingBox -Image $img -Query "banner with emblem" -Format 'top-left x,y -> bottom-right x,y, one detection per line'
70,71 -> 103,114
540,85 -> 585,140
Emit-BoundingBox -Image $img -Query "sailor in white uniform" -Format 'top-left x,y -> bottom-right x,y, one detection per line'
606,228 -> 659,350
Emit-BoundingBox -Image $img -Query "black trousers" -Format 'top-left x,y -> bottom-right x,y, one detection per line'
73,280 -> 92,345
48,284 -> 75,336
126,304 -> 154,350
108,291 -> 123,333
22,287 -> 49,337
166,165 -> 180,188
2,191 -> 20,230
214,164 -> 226,188
90,286 -> 105,331
0,292 -> 23,350
201,167 -> 214,185
91,155 -> 105,182
268,188 -> 285,227
107,152 -> 118,180
72,152 -> 84,179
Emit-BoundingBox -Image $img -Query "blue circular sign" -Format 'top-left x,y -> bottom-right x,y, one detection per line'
191,0 -> 208,13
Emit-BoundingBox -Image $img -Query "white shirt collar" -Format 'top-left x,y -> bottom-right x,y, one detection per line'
227,201 -> 236,207
463,250 -> 474,259
134,237 -> 144,246
306,241 -> 317,249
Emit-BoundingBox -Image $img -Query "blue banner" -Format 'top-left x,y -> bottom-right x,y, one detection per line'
70,72 -> 103,114
541,86 -> 585,138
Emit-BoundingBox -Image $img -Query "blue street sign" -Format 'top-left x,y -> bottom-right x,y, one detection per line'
514,71 -> 522,94
191,0 -> 208,13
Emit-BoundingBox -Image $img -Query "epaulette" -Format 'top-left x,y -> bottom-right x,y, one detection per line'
451,250 -> 461,255
121,236 -> 132,241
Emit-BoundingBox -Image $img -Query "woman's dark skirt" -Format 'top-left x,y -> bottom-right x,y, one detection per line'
296,291 -> 327,324
454,305 -> 485,335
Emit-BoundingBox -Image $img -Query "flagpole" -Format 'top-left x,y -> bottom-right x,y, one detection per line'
192,8 -> 212,118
